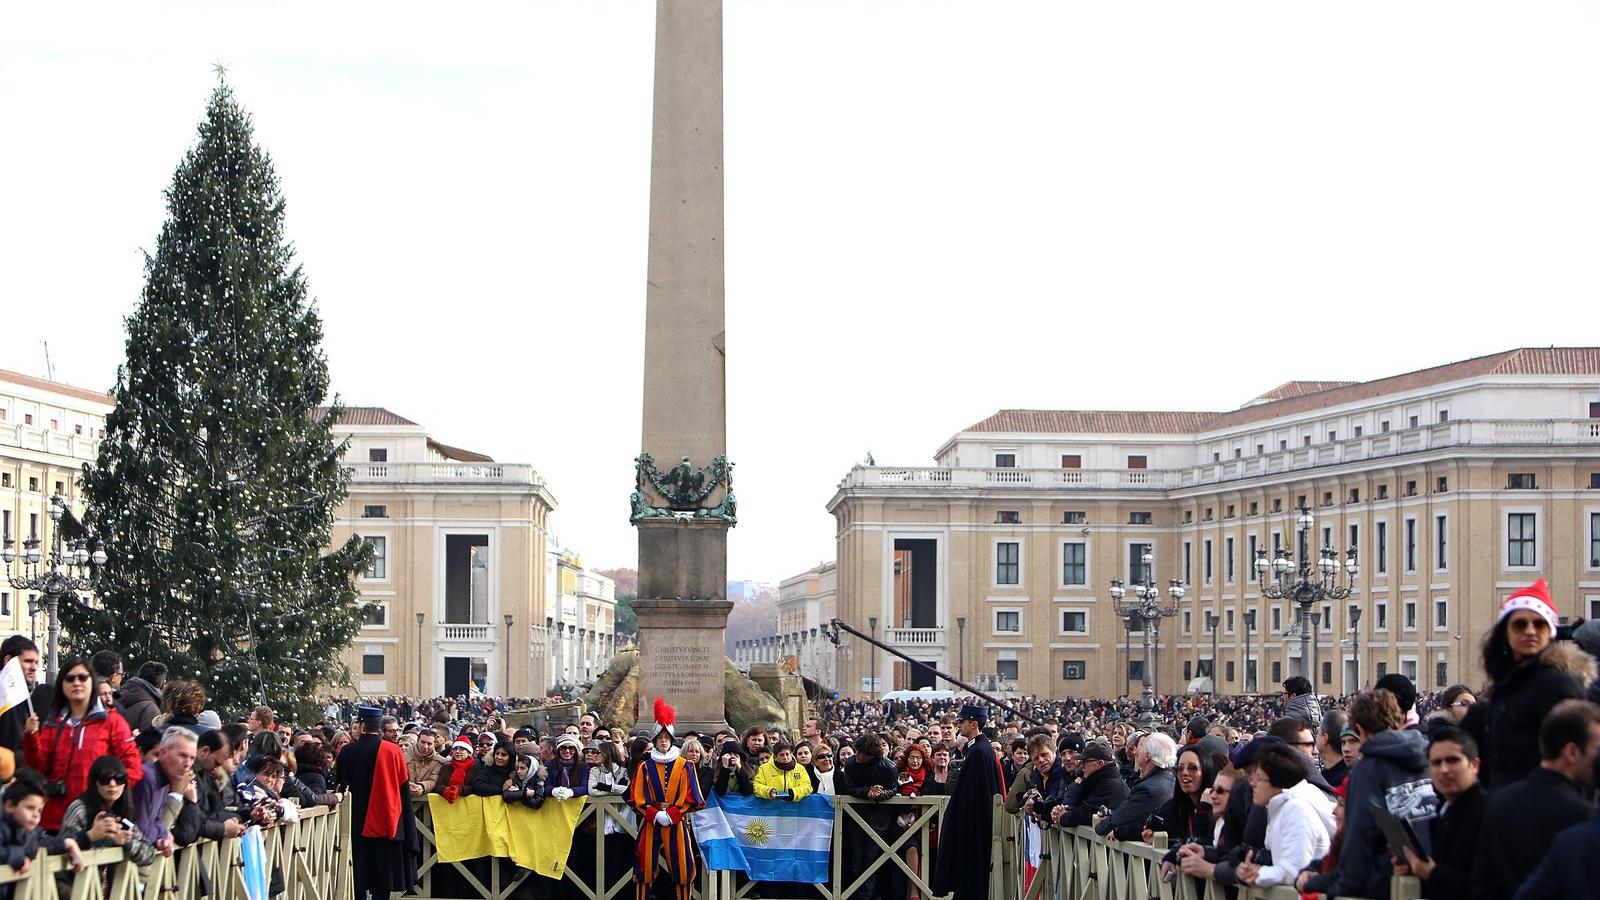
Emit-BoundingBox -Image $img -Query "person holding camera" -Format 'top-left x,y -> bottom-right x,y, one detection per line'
711,743 -> 754,797
59,756 -> 157,865
24,657 -> 144,833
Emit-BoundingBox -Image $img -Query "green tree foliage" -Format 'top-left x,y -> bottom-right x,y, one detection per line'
68,84 -> 371,714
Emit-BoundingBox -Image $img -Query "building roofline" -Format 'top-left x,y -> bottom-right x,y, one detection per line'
0,368 -> 113,407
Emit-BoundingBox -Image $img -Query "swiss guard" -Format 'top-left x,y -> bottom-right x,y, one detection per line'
334,706 -> 421,900
627,698 -> 704,900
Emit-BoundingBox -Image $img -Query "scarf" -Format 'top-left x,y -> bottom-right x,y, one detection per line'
445,757 -> 474,791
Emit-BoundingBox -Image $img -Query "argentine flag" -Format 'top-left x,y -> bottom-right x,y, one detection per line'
693,792 -> 834,883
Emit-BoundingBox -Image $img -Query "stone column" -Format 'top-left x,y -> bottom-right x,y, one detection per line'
632,0 -> 734,736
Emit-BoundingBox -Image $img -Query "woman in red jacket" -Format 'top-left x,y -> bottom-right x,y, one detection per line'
24,657 -> 144,832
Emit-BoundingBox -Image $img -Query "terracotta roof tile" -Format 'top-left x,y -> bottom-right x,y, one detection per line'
0,368 -> 113,406
428,438 -> 494,463
313,406 -> 419,427
960,348 -> 1600,437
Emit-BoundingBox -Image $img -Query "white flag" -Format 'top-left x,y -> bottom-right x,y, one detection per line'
0,657 -> 29,716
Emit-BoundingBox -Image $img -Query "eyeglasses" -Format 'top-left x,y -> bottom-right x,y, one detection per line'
1509,618 -> 1550,632
62,673 -> 91,684
1449,700 -> 1474,708
98,773 -> 129,785
816,754 -> 833,760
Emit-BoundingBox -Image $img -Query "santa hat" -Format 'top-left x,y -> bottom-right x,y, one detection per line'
1499,578 -> 1558,631
450,739 -> 474,754
652,697 -> 676,740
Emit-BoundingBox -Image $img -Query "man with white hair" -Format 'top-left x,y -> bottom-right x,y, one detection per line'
1095,731 -> 1178,840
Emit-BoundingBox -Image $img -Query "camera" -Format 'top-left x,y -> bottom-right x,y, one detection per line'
44,781 -> 67,798
1145,814 -> 1166,832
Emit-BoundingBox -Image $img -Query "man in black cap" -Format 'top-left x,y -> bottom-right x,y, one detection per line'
932,703 -> 1004,900
335,706 -> 420,900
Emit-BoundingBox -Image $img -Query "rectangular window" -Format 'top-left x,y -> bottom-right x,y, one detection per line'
1280,440 -> 1288,451
1378,484 -> 1388,499
1328,430 -> 1337,443
997,660 -> 1019,681
1377,522 -> 1388,574
1248,534 -> 1258,582
1062,542 -> 1087,585
1435,661 -> 1448,688
1063,660 -> 1086,681
28,478 -> 38,493
1381,420 -> 1390,433
1405,480 -> 1417,497
1184,510 -> 1194,524
1437,476 -> 1449,492
1323,661 -> 1334,685
1508,473 -> 1537,490
1061,610 -> 1088,634
1183,610 -> 1192,634
1273,498 -> 1283,512
362,536 -> 387,579
1128,660 -> 1145,681
0,593 -> 8,616
1377,661 -> 1389,678
996,510 -> 1021,524
1225,609 -> 1236,633
994,610 -> 1021,633
1348,488 -> 1360,504
1592,473 -> 1600,489
1197,659 -> 1214,678
361,603 -> 388,627
1436,515 -> 1448,569
1129,511 -> 1153,525
1204,539 -> 1214,584
1322,491 -> 1334,507
1061,455 -> 1081,468
994,452 -> 1016,468
1127,455 -> 1148,469
1508,513 -> 1537,567
1438,410 -> 1449,423
1323,604 -> 1333,631
1183,541 -> 1192,585
1349,523 -> 1359,554
1184,660 -> 1193,681
1272,606 -> 1282,632
1591,598 -> 1600,620
361,653 -> 385,675
1225,504 -> 1236,519
1402,659 -> 1418,682
1375,601 -> 1388,630
996,542 -> 1020,585
1248,501 -> 1259,516
1405,519 -> 1417,572
1225,660 -> 1236,683
1225,537 -> 1236,583
1404,600 -> 1417,630
368,448 -> 388,462
1354,425 -> 1364,437
362,505 -> 387,518
1129,544 -> 1152,583
1591,513 -> 1600,567
1063,511 -> 1086,524
1435,598 -> 1449,629
1272,661 -> 1282,684
1409,415 -> 1419,428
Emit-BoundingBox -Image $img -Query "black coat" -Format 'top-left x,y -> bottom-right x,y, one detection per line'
1471,767 -> 1593,900
1097,767 -> 1175,840
1463,641 -> 1593,790
1060,763 -> 1129,828
1421,782 -> 1484,900
1320,727 -> 1431,900
931,735 -> 1002,900
1511,811 -> 1600,900
334,733 -> 421,898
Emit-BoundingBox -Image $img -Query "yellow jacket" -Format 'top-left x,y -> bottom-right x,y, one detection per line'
752,759 -> 814,801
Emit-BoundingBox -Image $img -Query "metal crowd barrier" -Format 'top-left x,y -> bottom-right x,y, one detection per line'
995,798 -> 1423,900
0,797 -> 350,900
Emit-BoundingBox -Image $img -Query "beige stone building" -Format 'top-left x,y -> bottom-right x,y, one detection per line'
0,370 -> 113,654
327,408 -> 558,699
828,348 -> 1600,700
544,545 -> 619,693
737,562 -> 838,690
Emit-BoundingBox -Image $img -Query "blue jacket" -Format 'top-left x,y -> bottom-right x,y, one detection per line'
1513,811 -> 1600,900
1320,728 -> 1431,900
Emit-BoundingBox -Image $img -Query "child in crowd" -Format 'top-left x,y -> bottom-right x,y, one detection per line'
0,776 -> 85,882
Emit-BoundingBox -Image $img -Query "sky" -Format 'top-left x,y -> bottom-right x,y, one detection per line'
2,1 -> 1597,583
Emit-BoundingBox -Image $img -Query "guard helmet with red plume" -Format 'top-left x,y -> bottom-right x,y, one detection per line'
652,697 -> 676,739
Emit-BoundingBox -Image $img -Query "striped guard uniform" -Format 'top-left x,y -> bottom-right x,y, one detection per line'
628,746 -> 705,900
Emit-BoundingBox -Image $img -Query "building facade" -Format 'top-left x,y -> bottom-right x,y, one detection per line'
0,370 -> 113,654
829,348 -> 1600,700
544,546 -> 619,693
327,408 -> 558,700
736,561 -> 838,690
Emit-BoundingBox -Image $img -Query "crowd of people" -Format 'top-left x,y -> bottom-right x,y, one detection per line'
0,576 -> 1597,900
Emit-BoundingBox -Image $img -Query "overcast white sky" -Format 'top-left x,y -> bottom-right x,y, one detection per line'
2,1 -> 1596,583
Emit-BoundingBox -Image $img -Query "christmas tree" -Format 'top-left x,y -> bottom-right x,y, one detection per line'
69,81 -> 373,713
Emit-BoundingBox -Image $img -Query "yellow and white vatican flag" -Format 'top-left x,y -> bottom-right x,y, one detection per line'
0,658 -> 30,717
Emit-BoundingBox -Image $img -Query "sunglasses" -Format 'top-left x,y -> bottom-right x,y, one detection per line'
98,773 -> 128,786
62,673 -> 92,684
816,754 -> 833,760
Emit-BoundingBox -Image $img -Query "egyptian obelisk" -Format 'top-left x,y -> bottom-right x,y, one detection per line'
630,0 -> 733,735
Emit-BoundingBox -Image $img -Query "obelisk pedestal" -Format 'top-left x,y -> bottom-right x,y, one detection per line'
631,0 -> 733,736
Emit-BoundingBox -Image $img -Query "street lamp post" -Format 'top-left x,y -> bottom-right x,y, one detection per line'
503,614 -> 514,697
1342,607 -> 1364,692
956,616 -> 966,682
1243,609 -> 1256,693
1258,505 -> 1358,679
416,611 -> 426,696
3,494 -> 108,680
1108,549 -> 1182,730
867,616 -> 878,700
1309,612 -> 1323,690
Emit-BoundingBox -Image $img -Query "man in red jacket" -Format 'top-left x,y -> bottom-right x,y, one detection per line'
335,706 -> 420,900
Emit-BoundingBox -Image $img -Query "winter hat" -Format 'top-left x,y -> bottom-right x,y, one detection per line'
1229,736 -> 1283,768
1572,619 -> 1600,659
1499,578 -> 1559,632
1374,673 -> 1418,713
197,710 -> 223,729
450,739 -> 474,754
1197,734 -> 1230,761
555,734 -> 582,753
1079,741 -> 1115,762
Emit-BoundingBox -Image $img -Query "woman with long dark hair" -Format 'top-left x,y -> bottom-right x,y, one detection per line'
24,657 -> 143,832
1147,746 -> 1219,845
1463,578 -> 1593,788
60,755 -> 156,865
